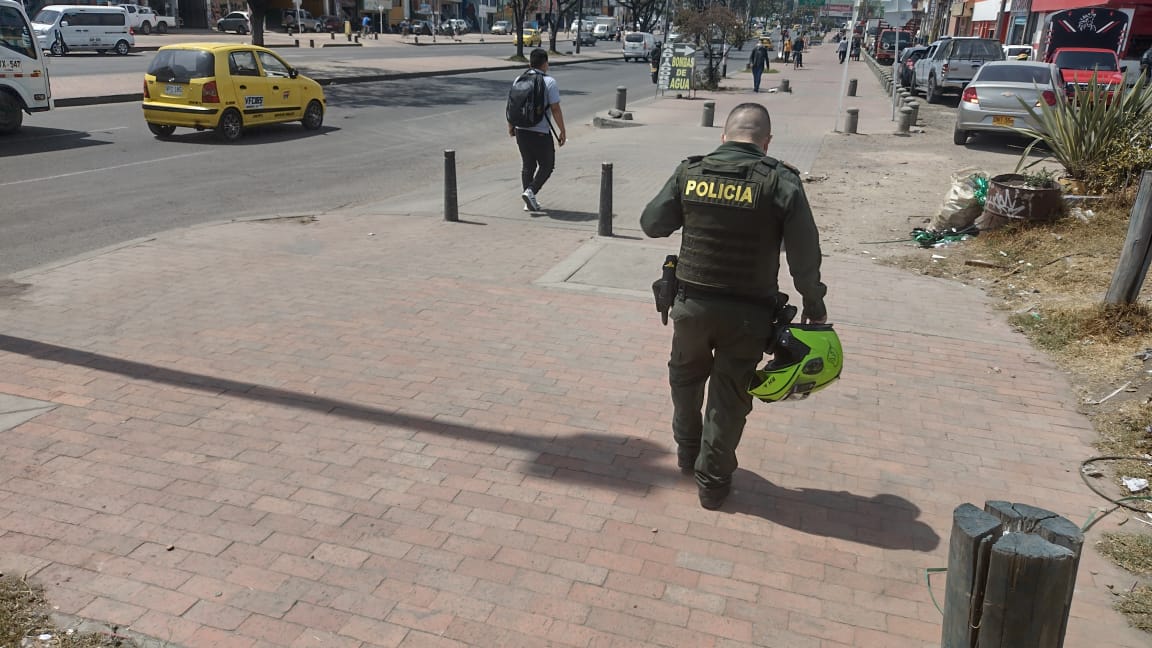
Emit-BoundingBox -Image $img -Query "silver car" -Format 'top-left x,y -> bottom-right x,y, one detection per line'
953,61 -> 1061,145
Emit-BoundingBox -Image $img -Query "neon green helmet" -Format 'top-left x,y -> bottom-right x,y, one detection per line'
749,324 -> 843,402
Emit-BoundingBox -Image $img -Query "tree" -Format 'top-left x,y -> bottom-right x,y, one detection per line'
546,0 -> 581,53
674,5 -> 742,89
248,0 -> 269,46
616,0 -> 662,32
507,0 -> 539,59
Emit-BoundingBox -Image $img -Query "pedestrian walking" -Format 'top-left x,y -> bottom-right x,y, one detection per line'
792,35 -> 804,69
506,48 -> 567,212
640,103 -> 829,510
361,14 -> 370,37
782,36 -> 791,63
748,41 -> 769,92
837,37 -> 848,64
850,36 -> 861,61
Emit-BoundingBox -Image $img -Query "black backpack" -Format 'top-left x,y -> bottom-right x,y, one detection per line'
506,70 -> 548,128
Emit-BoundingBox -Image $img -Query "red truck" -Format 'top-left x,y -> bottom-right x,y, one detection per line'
1041,7 -> 1130,96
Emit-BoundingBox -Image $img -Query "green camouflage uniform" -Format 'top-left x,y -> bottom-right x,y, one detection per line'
640,141 -> 827,492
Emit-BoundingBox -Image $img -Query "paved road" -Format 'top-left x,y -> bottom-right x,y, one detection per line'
0,61 -> 655,275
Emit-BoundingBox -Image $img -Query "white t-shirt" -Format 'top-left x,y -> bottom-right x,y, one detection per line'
514,70 -> 561,134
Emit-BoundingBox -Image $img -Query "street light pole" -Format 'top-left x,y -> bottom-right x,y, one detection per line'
575,0 -> 582,53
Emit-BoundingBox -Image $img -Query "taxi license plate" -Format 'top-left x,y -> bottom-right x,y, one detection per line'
992,115 -> 1014,127
165,84 -> 183,96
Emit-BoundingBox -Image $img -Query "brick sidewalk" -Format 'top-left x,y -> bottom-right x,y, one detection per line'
2,45 -> 1148,648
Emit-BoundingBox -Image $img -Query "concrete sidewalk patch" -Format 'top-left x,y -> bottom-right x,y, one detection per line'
0,393 -> 56,433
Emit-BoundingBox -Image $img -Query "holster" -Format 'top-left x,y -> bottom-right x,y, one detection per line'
651,255 -> 678,326
765,294 -> 797,354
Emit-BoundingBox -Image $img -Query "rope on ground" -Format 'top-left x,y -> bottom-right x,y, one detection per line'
1079,455 -> 1152,532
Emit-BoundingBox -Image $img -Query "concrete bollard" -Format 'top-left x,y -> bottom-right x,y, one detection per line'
779,78 -> 791,93
844,108 -> 859,134
309,39 -> 314,48
701,101 -> 715,127
374,33 -> 378,40
331,32 -> 335,40
896,107 -> 913,135
444,150 -> 458,222
847,78 -> 857,96
598,163 -> 613,237
615,86 -> 627,112
294,39 -> 299,47
905,100 -> 919,126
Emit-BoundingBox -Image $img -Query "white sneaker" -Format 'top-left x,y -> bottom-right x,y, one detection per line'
522,188 -> 541,212
523,200 -> 543,211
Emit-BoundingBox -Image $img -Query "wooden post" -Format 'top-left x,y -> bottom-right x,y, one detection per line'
941,501 -> 1084,648
1105,171 -> 1152,305
979,534 -> 1077,648
941,504 -> 1002,648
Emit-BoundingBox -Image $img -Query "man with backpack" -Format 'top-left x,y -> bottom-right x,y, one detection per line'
506,48 -> 567,212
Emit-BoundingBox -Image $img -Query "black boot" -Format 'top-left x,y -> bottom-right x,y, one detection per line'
676,446 -> 698,475
698,483 -> 731,510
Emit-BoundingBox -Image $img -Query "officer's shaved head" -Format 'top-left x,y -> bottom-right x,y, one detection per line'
722,103 -> 773,146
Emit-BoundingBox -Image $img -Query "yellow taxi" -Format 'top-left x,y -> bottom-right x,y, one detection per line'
513,28 -> 542,47
758,33 -> 775,50
142,43 -> 326,142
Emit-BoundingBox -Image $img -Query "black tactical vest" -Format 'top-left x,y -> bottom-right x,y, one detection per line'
676,156 -> 783,299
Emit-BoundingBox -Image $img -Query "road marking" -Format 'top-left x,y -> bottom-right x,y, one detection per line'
31,126 -> 129,141
0,152 -> 208,187
403,108 -> 464,122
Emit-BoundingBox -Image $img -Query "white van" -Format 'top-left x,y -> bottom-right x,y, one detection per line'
32,5 -> 134,56
622,32 -> 656,62
0,0 -> 52,133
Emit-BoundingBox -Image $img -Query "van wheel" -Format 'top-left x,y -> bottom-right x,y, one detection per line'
302,99 -> 324,130
50,41 -> 64,56
0,93 -> 23,134
140,21 -> 152,35
114,40 -> 130,55
216,108 -> 243,142
156,22 -> 167,34
148,123 -> 176,138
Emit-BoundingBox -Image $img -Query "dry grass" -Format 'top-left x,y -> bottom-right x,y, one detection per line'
894,198 -> 1152,632
0,575 -> 139,648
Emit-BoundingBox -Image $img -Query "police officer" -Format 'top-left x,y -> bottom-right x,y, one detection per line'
640,103 -> 828,510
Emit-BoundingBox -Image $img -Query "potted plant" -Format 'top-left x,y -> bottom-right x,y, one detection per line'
976,168 -> 1063,231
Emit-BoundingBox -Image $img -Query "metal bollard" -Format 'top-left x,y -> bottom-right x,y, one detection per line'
374,33 -> 379,40
701,101 -> 715,127
598,163 -> 613,237
331,32 -> 335,40
615,86 -> 627,112
309,39 -> 314,48
847,78 -> 857,96
444,150 -> 458,222
779,78 -> 791,93
294,39 -> 299,47
844,108 -> 859,134
896,107 -> 913,135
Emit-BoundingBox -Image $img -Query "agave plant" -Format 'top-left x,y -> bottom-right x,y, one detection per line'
1013,73 -> 1152,183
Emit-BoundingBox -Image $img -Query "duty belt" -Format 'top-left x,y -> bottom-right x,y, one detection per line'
678,283 -> 780,310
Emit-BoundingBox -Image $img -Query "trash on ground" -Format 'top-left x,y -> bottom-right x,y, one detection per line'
1084,381 -> 1131,405
932,168 -> 987,231
1081,464 -> 1104,478
1121,476 -> 1149,493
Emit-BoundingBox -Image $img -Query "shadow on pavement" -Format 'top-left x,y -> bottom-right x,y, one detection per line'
154,124 -> 339,145
540,208 -> 598,222
0,334 -> 940,551
323,75 -> 589,109
729,469 -> 941,551
0,127 -> 112,157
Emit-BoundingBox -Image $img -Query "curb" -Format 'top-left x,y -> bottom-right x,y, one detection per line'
53,55 -> 615,107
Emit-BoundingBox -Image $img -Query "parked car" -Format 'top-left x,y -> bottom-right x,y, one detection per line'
1004,44 -> 1035,60
318,15 -> 343,32
409,20 -> 434,35
953,60 -> 1061,145
490,20 -> 510,35
914,37 -> 1005,103
442,18 -> 467,34
142,43 -> 326,142
216,11 -> 251,35
33,5 -> 134,56
282,9 -> 321,33
873,29 -> 911,65
120,4 -> 175,35
1052,47 -> 1125,98
513,28 -> 541,47
897,45 -> 928,87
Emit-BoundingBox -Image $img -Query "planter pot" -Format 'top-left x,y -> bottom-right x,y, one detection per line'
976,173 -> 1063,231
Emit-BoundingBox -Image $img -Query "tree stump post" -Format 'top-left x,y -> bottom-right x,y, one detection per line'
941,501 -> 1084,648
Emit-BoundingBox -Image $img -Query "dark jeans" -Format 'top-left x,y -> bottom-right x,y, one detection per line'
668,295 -> 774,490
751,66 -> 763,91
515,129 -> 555,194
793,51 -> 803,67
838,50 -> 846,63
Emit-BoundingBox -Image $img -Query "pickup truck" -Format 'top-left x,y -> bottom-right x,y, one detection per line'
119,4 -> 175,34
1051,47 -> 1125,97
913,36 -> 1004,103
